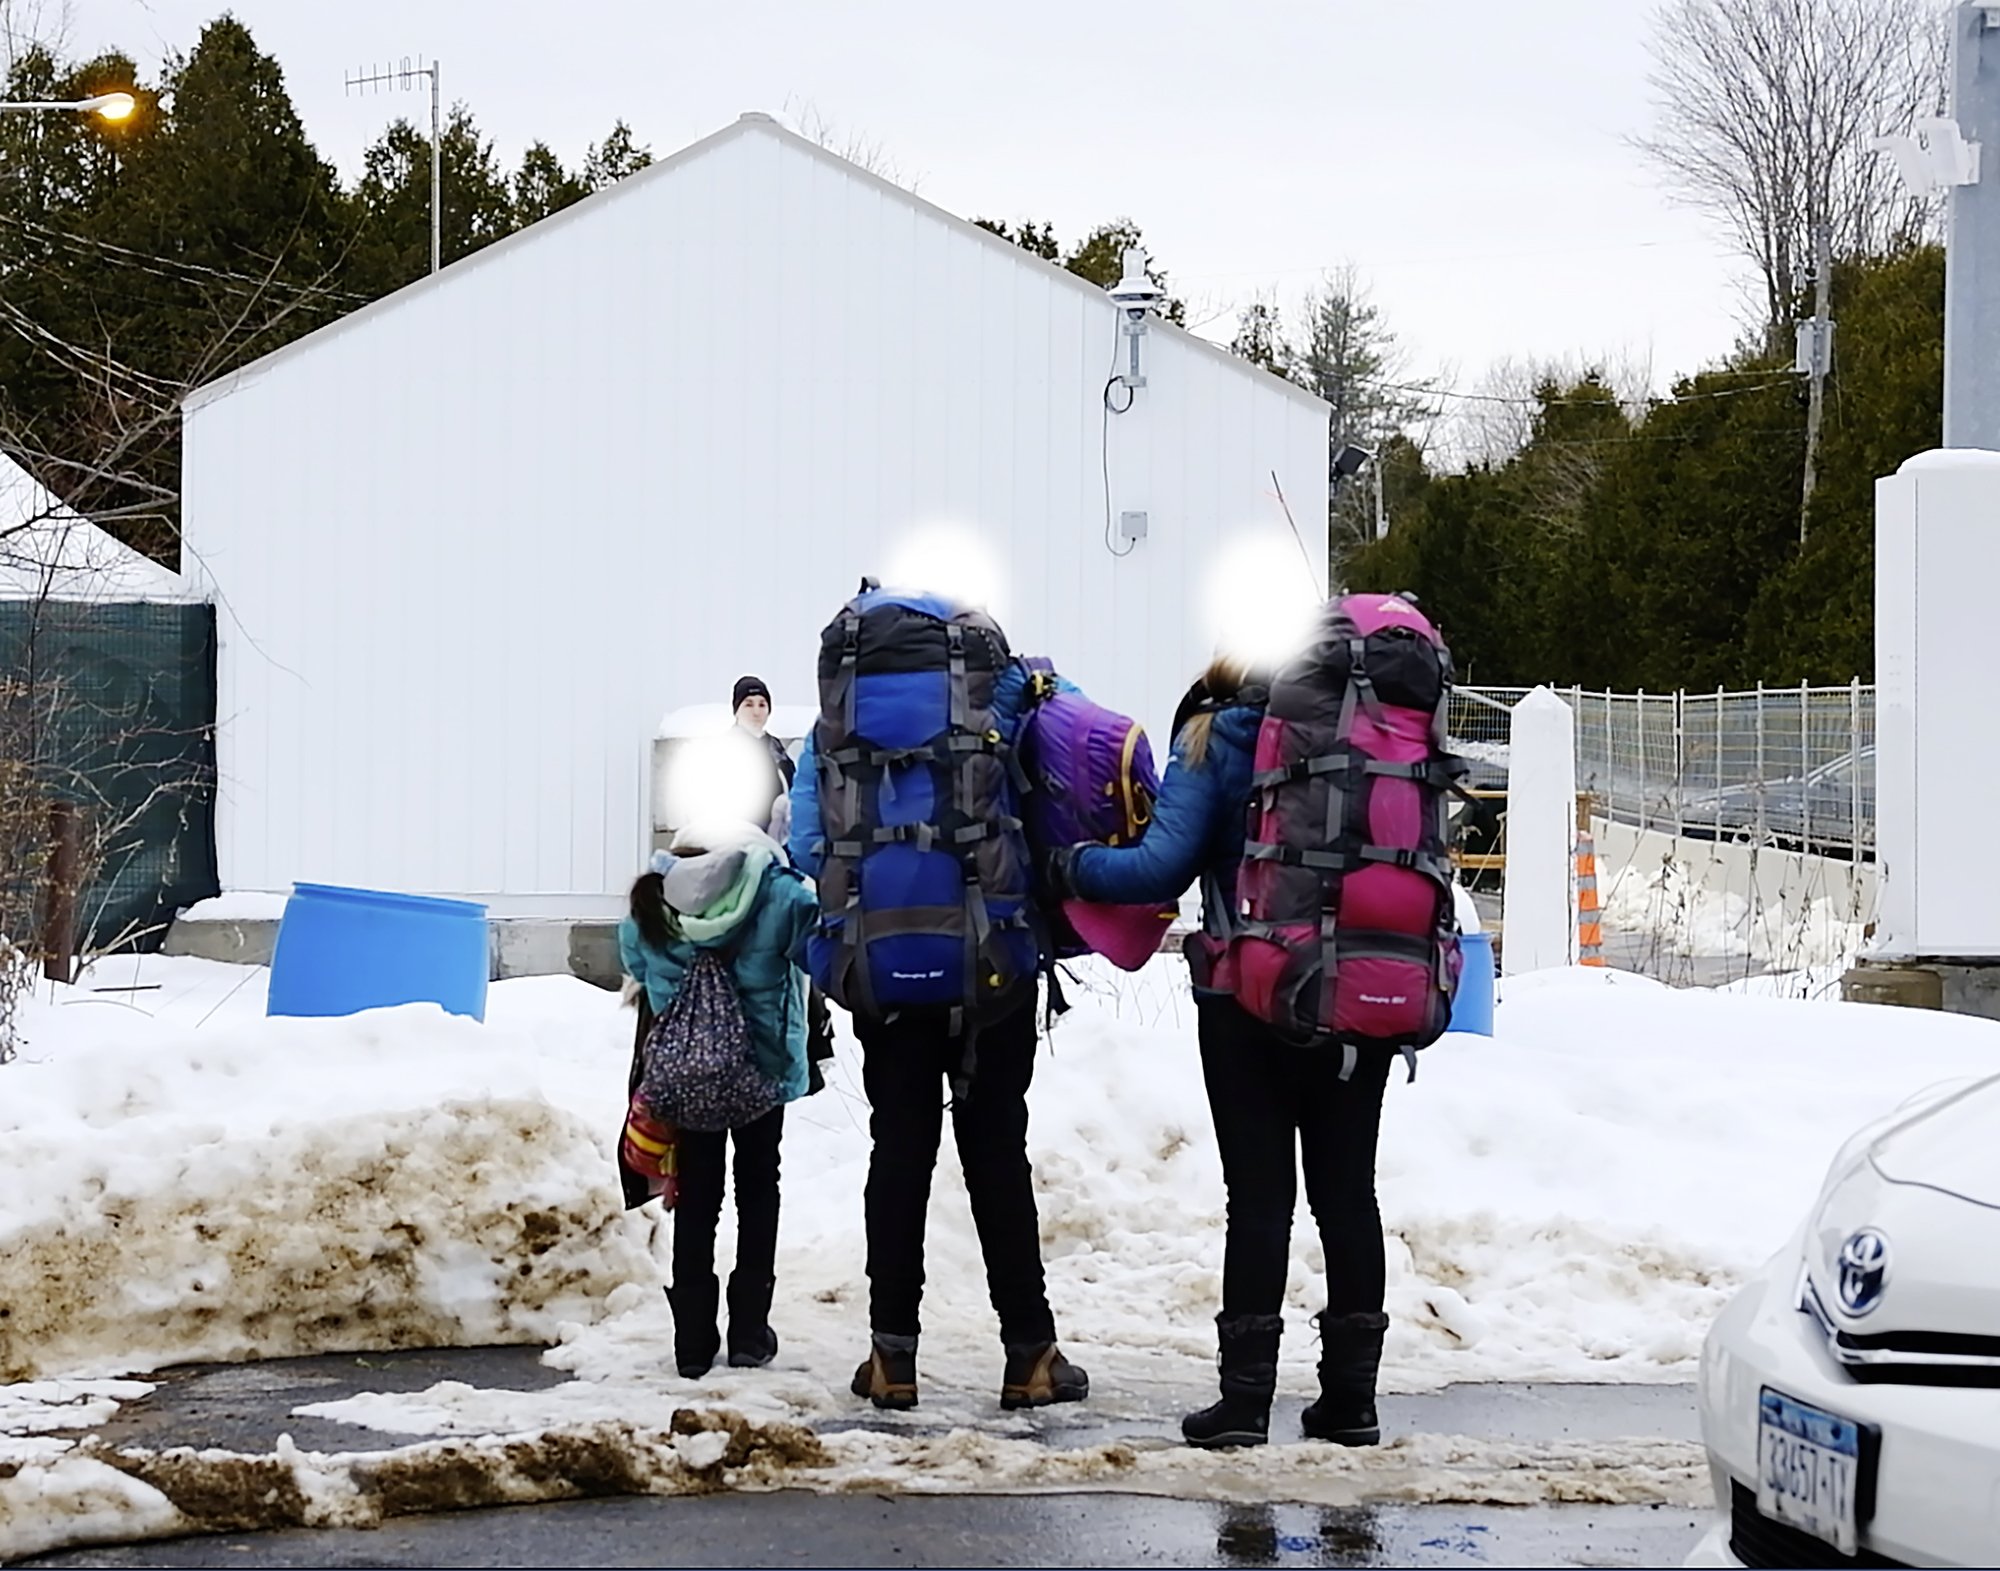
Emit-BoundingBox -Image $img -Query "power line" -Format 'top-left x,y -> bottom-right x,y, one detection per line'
1174,235 -> 1718,283
0,211 -> 373,305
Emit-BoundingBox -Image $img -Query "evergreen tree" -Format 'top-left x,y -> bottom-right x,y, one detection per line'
1228,294 -> 1290,376
972,217 -> 1059,259
0,21 -> 351,557
350,105 -> 513,292
511,141 -> 589,227
582,121 -> 652,189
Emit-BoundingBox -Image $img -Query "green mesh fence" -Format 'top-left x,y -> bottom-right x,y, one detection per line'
0,600 -> 217,954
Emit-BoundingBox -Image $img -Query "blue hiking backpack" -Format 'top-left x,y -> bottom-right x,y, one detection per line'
806,584 -> 1039,1045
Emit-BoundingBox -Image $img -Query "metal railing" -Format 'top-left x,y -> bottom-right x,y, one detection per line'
1453,683 -> 1875,859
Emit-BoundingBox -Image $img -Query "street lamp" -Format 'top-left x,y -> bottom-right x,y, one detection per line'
0,92 -> 136,120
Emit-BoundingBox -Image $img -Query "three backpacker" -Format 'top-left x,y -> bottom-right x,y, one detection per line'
1193,592 -> 1465,1075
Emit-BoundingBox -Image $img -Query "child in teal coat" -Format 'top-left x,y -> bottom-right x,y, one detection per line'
618,822 -> 818,1378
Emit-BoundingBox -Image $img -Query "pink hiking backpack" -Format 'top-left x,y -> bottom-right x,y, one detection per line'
1198,593 -> 1465,1079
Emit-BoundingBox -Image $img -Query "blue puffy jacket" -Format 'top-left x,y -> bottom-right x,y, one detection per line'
787,658 -> 1054,879
1068,704 -> 1262,950
618,857 -> 819,1103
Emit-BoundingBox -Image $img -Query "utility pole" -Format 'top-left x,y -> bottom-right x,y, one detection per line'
1798,221 -> 1833,543
346,57 -> 443,275
1946,4 -> 2000,448
1373,453 -> 1387,541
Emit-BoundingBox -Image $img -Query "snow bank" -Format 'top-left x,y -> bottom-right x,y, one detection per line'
0,961 -> 652,1384
174,893 -> 289,924
4,949 -> 1998,1551
13,954 -> 1999,1404
292,960 -> 2000,1450
1600,848 -> 1866,969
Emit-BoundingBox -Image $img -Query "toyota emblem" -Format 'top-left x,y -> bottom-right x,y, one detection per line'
1837,1228 -> 1891,1317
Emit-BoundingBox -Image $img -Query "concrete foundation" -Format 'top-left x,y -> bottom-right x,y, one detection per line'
1840,957 -> 2000,1022
162,915 -> 625,990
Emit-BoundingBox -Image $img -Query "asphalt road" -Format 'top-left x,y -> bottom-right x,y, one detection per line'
20,1348 -> 1712,1569
22,1491 -> 1710,1569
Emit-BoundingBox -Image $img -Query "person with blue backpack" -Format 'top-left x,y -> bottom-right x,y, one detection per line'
1048,594 -> 1464,1453
788,581 -> 1089,1414
620,819 -> 819,1380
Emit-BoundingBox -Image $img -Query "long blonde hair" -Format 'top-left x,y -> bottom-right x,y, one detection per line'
1178,654 -> 1254,768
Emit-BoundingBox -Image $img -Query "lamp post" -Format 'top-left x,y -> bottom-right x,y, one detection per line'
0,92 -> 135,120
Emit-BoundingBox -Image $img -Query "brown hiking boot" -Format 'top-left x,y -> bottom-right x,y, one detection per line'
999,1342 -> 1089,1411
850,1332 -> 919,1410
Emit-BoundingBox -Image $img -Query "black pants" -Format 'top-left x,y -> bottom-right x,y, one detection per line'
857,998 -> 1055,1346
1197,996 -> 1393,1319
673,1104 -> 785,1316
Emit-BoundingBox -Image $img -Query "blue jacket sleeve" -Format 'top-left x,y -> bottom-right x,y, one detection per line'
788,734 -> 823,877
1068,743 -> 1223,907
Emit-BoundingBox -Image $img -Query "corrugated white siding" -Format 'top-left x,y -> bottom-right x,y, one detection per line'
183,119 -> 1329,915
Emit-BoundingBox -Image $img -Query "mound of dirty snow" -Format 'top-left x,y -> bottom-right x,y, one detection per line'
0,962 -> 651,1384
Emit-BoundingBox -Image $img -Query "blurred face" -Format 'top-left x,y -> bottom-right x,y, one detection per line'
736,694 -> 771,733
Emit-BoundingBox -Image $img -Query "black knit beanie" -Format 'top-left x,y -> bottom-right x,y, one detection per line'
732,675 -> 772,713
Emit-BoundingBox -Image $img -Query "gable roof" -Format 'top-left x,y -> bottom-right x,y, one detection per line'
0,451 -> 193,602
186,113 -> 1327,416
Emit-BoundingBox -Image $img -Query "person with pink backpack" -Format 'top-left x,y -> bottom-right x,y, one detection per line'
1048,593 -> 1463,1452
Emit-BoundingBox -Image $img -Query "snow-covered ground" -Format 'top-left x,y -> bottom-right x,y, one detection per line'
1598,847 -> 1867,971
4,950 -> 1998,1556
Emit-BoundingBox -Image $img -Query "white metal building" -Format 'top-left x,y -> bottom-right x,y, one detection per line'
182,112 -> 1330,916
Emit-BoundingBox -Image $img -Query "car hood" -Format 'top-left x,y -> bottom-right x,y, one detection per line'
1869,1072 -> 2000,1208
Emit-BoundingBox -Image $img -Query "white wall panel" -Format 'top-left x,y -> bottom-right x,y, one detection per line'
184,116 -> 1328,915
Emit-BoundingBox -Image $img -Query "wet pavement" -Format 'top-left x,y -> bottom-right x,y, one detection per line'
22,1491 -> 1710,1568
79,1347 -> 569,1458
72,1345 -> 1702,1457
22,1348 -> 1711,1568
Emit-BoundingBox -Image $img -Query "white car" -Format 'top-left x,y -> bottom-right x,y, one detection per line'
1690,1073 -> 2000,1567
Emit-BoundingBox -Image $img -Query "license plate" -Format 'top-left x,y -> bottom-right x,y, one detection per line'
1756,1387 -> 1864,1556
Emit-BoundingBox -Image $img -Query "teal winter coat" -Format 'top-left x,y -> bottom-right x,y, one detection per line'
618,849 -> 818,1104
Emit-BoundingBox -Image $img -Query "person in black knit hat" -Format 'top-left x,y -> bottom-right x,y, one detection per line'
731,676 -> 795,838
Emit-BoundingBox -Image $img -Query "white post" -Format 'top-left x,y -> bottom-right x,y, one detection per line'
1850,676 -> 1864,858
1874,450 -> 2000,956
1946,3 -> 2000,449
1502,686 -> 1578,975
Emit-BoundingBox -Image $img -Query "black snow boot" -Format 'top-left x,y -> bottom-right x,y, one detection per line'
851,1332 -> 920,1410
999,1342 -> 1090,1411
726,1275 -> 779,1369
667,1278 -> 721,1380
1301,1310 -> 1388,1445
1181,1313 -> 1283,1449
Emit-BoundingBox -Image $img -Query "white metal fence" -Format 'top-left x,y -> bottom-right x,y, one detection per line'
1452,683 -> 1876,859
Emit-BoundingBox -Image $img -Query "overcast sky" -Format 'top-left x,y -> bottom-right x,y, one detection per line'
65,0 -> 1752,408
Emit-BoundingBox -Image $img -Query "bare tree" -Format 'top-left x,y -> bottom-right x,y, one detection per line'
0,250 -> 349,1057
0,0 -> 71,74
0,459 -> 215,1064
1637,0 -> 1944,343
1445,349 -> 1656,470
1292,265 -> 1440,557
781,96 -> 920,191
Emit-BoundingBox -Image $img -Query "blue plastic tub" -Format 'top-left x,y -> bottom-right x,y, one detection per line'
267,883 -> 489,1022
1449,931 -> 1496,1036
